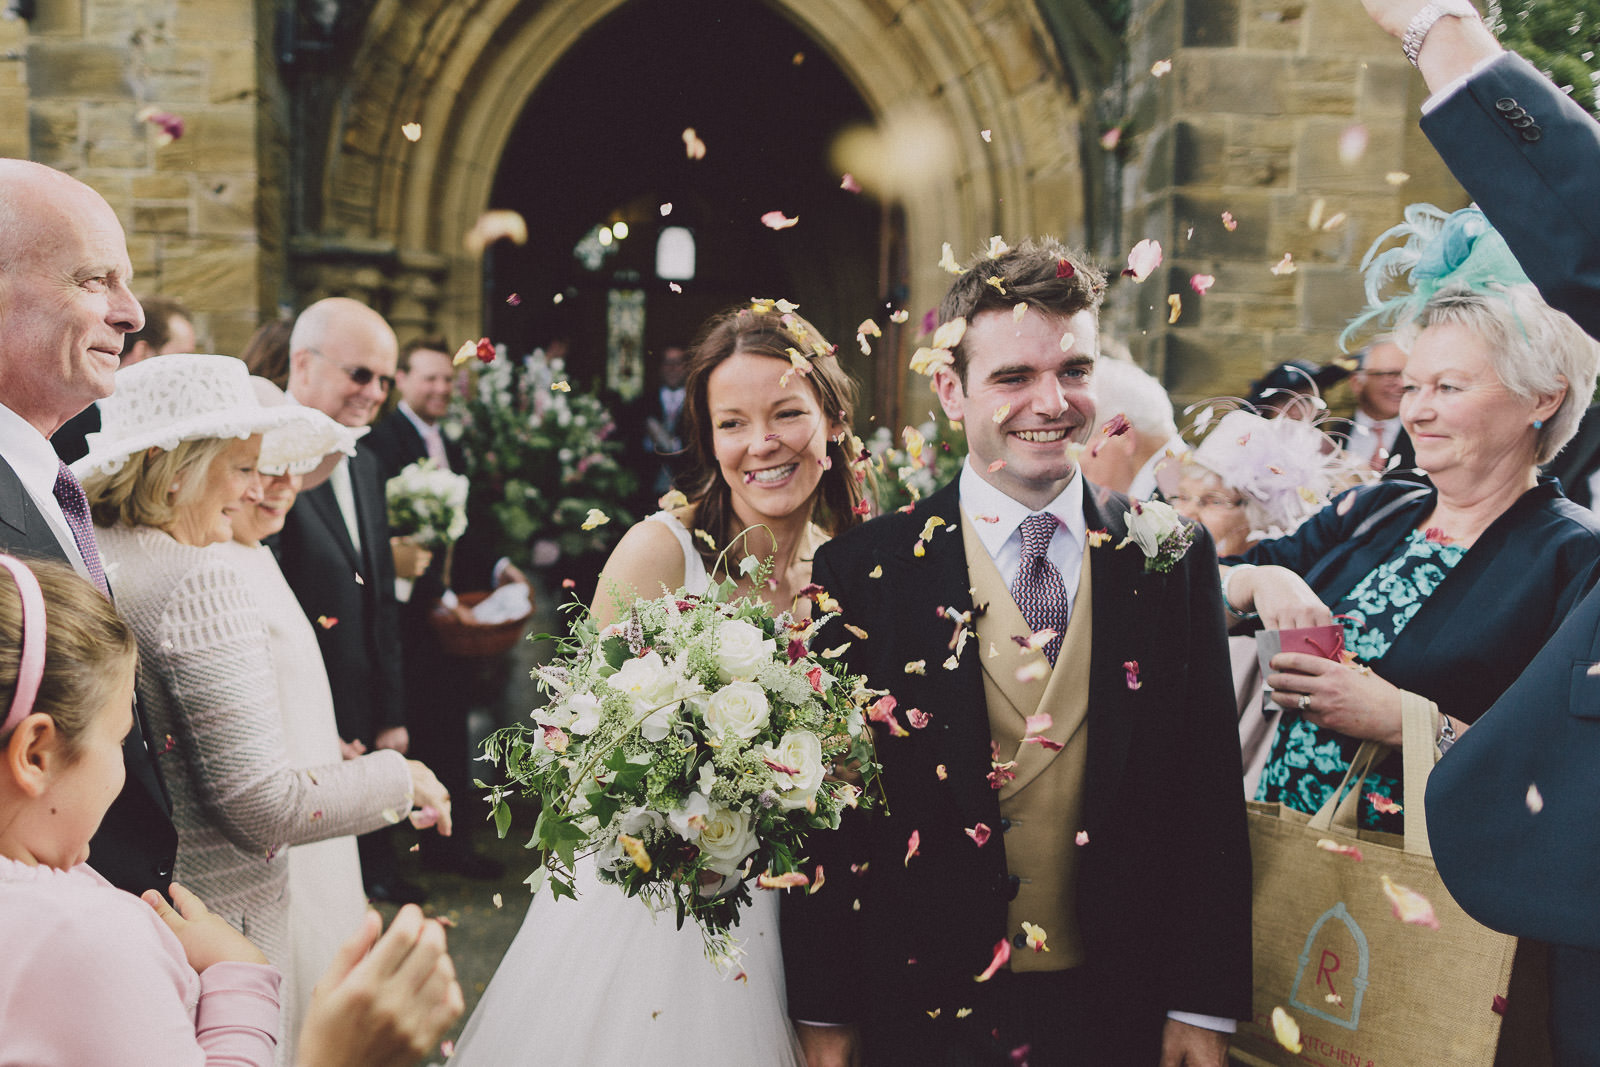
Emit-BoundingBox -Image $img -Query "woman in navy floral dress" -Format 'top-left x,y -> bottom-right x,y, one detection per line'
1223,282 -> 1600,830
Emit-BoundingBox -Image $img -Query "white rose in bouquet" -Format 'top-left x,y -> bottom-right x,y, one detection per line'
696,802 -> 759,876
761,730 -> 825,810
702,680 -> 771,741
610,650 -> 699,741
714,618 -> 773,682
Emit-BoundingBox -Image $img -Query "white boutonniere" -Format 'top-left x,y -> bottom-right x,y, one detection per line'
1118,499 -> 1195,574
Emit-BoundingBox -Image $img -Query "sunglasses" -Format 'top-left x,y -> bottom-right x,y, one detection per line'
307,347 -> 396,392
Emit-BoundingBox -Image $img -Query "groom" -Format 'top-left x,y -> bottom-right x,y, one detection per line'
784,239 -> 1250,1066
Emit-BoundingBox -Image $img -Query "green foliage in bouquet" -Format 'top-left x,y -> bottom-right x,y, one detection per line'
447,348 -> 638,568
866,419 -> 968,513
480,555 -> 883,963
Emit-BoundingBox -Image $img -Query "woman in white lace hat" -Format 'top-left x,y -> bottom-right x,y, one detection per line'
75,354 -> 453,1062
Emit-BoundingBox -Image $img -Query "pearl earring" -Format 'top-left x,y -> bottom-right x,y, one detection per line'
170,482 -> 180,493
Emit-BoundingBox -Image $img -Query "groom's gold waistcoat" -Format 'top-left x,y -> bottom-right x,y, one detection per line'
962,510 -> 1092,973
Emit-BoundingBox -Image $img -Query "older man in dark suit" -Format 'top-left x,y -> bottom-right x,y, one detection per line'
1356,2 -> 1600,1060
277,296 -> 425,903
785,239 -> 1250,1067
0,158 -> 177,896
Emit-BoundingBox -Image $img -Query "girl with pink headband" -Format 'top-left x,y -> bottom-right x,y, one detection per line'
0,555 -> 463,1065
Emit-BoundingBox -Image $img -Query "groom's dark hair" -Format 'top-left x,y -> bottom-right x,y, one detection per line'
938,237 -> 1107,384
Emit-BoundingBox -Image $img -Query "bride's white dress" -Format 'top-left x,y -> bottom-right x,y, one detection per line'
448,513 -> 805,1066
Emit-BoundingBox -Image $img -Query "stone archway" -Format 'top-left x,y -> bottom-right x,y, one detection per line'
304,0 -> 1091,398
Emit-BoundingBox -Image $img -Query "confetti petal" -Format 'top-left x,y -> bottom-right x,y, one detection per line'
905,830 -> 921,866
316,615 -> 338,629
1526,784 -> 1545,814
980,128 -> 993,143
992,403 -> 1011,424
1021,922 -> 1050,953
1366,792 -> 1402,815
682,127 -> 707,159
974,938 -> 1011,982
1271,252 -> 1297,276
939,243 -> 967,275
907,708 -> 931,729
1315,838 -> 1364,861
1381,874 -> 1440,929
1023,712 -> 1053,735
840,173 -> 862,193
1150,58 -> 1173,77
986,235 -> 1009,257
936,764 -> 948,780
1122,660 -> 1141,690
492,893 -> 503,909
762,210 -> 800,230
400,121 -> 422,142
1221,211 -> 1238,232
1190,273 -> 1216,295
1338,123 -> 1369,166
580,508 -> 610,531
137,107 -> 185,146
1386,171 -> 1411,186
1075,829 -> 1090,846
757,870 -> 810,890
1016,660 -> 1049,683
618,833 -> 652,872
988,459 -> 1008,473
1167,294 -> 1182,324
1271,1006 -> 1303,1054
464,210 -> 528,254
1122,239 -> 1163,282
965,823 -> 992,847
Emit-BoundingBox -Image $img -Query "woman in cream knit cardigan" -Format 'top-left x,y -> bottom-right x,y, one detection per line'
76,355 -> 451,1060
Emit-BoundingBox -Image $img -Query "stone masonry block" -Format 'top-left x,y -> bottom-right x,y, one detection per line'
1298,265 -> 1368,331
159,239 -> 260,313
1243,0 -> 1307,51
154,106 -> 257,173
1174,121 -> 1226,187
175,0 -> 257,40
27,42 -> 134,100
1295,118 -> 1404,194
134,173 -> 192,199
1304,0 -> 1399,54
1184,0 -> 1240,47
1175,192 -> 1272,257
1177,53 -> 1291,116
195,177 -> 259,237
133,203 -> 191,235
28,103 -> 82,171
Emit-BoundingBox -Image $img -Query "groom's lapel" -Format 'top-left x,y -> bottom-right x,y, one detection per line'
1081,483 -> 1145,830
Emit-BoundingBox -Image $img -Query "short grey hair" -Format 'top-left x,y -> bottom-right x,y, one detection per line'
1396,284 -> 1600,465
1091,357 -> 1177,439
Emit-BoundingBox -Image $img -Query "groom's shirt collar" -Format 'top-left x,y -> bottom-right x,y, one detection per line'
959,461 -> 1087,614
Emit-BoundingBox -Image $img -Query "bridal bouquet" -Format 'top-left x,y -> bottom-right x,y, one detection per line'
482,560 -> 881,962
386,458 -> 469,550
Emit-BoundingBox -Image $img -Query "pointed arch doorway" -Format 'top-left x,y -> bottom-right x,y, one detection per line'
484,0 -> 891,418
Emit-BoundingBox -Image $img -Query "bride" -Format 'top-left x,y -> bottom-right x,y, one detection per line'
448,303 -> 867,1065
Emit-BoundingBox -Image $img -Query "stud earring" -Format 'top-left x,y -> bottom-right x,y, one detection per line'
1534,419 -> 1545,430
170,482 -> 181,493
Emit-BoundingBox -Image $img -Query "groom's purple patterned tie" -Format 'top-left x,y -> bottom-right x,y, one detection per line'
53,460 -> 111,599
1010,512 -> 1069,665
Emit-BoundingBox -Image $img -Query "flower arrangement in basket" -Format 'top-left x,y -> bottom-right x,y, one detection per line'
481,554 -> 882,963
447,347 -> 637,569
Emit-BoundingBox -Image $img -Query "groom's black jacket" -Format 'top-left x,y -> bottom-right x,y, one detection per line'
781,479 -> 1251,1031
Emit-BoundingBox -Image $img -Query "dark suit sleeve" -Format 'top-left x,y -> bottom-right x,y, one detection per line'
1421,52 -> 1600,337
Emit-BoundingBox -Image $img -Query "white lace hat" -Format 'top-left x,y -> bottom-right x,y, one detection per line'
72,354 -> 364,479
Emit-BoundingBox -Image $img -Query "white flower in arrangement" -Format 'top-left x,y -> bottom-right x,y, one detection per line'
761,730 -> 825,809
694,802 -> 759,876
668,790 -> 712,840
609,649 -> 698,741
385,459 -> 470,549
702,680 -> 772,741
714,618 -> 773,682
565,692 -> 604,735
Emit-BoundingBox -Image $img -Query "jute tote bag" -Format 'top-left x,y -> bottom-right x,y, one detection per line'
1230,698 -> 1549,1067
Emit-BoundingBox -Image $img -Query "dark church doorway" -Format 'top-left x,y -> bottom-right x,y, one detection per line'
484,0 -> 893,420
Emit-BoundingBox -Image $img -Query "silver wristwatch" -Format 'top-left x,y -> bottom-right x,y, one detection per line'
1436,711 -> 1457,756
1402,0 -> 1481,68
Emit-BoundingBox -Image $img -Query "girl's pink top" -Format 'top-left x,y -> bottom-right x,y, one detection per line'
0,856 -> 281,1066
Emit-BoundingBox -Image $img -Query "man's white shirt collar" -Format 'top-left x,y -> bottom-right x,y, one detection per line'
959,460 -> 1087,558
398,399 -> 438,438
0,401 -> 91,576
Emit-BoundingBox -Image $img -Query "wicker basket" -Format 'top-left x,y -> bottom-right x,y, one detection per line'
427,590 -> 532,659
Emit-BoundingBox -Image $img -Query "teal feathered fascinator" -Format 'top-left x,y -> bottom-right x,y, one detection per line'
1340,204 -> 1532,350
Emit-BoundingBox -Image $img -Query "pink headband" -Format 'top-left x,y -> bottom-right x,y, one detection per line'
0,554 -> 46,736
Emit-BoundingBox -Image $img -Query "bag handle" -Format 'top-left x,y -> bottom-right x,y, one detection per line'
1305,689 -> 1439,856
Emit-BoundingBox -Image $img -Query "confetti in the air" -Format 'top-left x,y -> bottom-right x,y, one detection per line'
1272,1007 -> 1303,1054
137,107 -> 185,146
1167,294 -> 1182,324
980,129 -> 993,143
1123,239 -> 1163,282
1271,253 -> 1297,276
1100,127 -> 1123,151
580,508 -> 610,531
1190,274 -> 1216,295
761,211 -> 799,230
939,243 -> 967,275
1381,874 -> 1441,929
1075,830 -> 1089,846
401,122 -> 422,142
464,210 -> 528,253
505,292 -> 522,306
1316,838 -> 1363,861
1221,211 -> 1238,231
1385,171 -> 1411,186
682,128 -> 707,159
1527,784 -> 1545,814
905,830 -> 921,866
1338,124 -> 1370,166
840,173 -> 862,193
1150,58 -> 1173,77
974,938 -> 1011,982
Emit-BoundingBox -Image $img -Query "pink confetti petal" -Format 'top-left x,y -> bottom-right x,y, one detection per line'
974,938 -> 1011,982
761,211 -> 799,230
904,829 -> 921,866
840,173 -> 861,193
1316,838 -> 1363,861
1075,830 -> 1089,846
1221,211 -> 1238,232
1381,874 -> 1440,929
1189,273 -> 1216,295
1122,660 -> 1142,690
907,708 -> 931,729
965,823 -> 992,847
1122,239 -> 1163,283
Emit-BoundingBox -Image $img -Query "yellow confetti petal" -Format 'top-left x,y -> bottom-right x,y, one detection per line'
1271,1007 -> 1303,1054
618,833 -> 652,872
985,275 -> 1008,295
955,1006 -> 973,1018
820,644 -> 851,659
868,564 -> 883,578
1012,302 -> 1028,324
492,892 -> 503,908
551,380 -> 571,392
682,127 -> 707,159
913,540 -> 926,557
918,516 -> 947,541
938,243 -> 966,274
1167,294 -> 1182,324
1020,921 -> 1050,952
580,508 -> 610,531
942,655 -> 959,671
452,340 -> 478,367
659,489 -> 690,510
986,235 -> 1009,257
464,210 -> 529,254
936,764 -> 948,780
1386,171 -> 1412,186
931,317 -> 968,351
992,403 -> 1010,424
904,660 -> 927,675
890,309 -> 910,324
844,624 -> 869,640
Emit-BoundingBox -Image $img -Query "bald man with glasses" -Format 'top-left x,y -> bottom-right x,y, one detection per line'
276,297 -> 425,904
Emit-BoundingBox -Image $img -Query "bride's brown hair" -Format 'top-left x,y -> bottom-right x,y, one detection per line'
676,303 -> 865,567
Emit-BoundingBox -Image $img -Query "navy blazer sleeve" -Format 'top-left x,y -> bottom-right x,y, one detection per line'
1421,52 -> 1600,337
